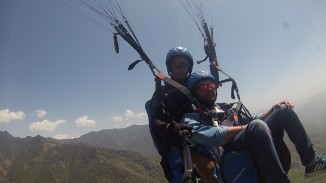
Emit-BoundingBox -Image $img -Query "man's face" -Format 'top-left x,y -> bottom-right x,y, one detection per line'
195,79 -> 217,107
170,57 -> 190,82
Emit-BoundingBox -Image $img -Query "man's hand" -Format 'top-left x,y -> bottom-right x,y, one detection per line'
262,100 -> 295,120
272,100 -> 294,110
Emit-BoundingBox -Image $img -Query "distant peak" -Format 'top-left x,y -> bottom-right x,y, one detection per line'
0,130 -> 14,138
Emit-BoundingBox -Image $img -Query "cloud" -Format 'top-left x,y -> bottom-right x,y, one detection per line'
125,110 -> 135,120
34,109 -> 47,118
112,109 -> 148,128
124,109 -> 147,122
111,116 -> 123,122
52,134 -> 74,139
0,109 -> 25,123
29,119 -> 66,132
135,112 -> 147,119
75,115 -> 96,127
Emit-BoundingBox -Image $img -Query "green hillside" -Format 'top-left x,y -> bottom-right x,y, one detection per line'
288,166 -> 326,183
0,132 -> 165,183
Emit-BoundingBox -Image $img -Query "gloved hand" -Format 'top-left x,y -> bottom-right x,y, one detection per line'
170,121 -> 193,136
167,121 -> 193,147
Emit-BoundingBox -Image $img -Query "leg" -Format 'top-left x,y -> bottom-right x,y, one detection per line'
169,147 -> 184,183
264,107 -> 291,173
224,120 -> 289,183
265,105 -> 315,166
272,133 -> 292,174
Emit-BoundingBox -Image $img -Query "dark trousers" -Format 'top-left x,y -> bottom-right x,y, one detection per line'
223,120 -> 290,183
265,106 -> 315,173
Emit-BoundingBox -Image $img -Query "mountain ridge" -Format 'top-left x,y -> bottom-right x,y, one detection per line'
62,124 -> 160,158
0,131 -> 165,183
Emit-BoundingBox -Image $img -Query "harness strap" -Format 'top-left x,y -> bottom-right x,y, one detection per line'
154,77 -> 162,102
156,73 -> 190,96
156,73 -> 199,112
235,100 -> 242,113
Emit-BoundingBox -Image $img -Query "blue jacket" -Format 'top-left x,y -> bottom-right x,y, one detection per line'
182,112 -> 230,147
182,104 -> 262,148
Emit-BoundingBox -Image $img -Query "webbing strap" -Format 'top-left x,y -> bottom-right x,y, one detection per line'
155,72 -> 200,113
227,100 -> 253,121
155,77 -> 161,97
225,101 -> 241,116
235,100 -> 242,114
156,73 -> 190,96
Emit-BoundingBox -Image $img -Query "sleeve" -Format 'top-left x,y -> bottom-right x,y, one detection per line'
253,113 -> 264,120
146,91 -> 169,156
150,91 -> 167,126
182,113 -> 230,147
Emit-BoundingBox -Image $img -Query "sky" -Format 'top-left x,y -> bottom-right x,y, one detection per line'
1,0 -> 325,139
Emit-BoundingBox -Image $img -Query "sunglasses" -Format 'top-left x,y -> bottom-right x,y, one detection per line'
171,62 -> 190,70
197,83 -> 216,91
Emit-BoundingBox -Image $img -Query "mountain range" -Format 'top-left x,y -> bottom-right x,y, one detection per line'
0,131 -> 165,183
62,124 -> 159,159
0,91 -> 325,182
295,90 -> 326,133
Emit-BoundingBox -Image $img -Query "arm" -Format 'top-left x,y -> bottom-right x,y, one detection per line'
150,91 -> 192,152
258,107 -> 275,121
259,100 -> 294,120
183,113 -> 247,147
147,91 -> 169,155
151,90 -> 169,129
224,124 -> 247,143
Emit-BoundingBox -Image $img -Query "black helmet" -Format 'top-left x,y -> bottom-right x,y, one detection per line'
166,46 -> 194,76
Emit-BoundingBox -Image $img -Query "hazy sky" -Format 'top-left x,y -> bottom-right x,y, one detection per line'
1,0 -> 325,139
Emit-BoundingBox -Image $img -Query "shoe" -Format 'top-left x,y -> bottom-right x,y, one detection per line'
305,154 -> 326,178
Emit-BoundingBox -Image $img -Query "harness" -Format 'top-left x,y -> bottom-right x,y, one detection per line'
69,1 -> 255,182
187,101 -> 253,182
